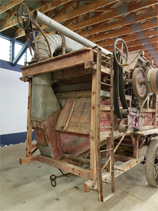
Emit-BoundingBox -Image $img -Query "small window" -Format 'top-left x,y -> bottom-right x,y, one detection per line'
15,42 -> 25,65
0,37 -> 10,61
27,48 -> 32,62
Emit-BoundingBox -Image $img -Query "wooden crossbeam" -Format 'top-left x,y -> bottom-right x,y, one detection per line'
0,0 -> 24,14
104,36 -> 158,52
0,0 -> 72,32
14,0 -> 118,38
89,19 -> 158,43
68,0 -> 158,32
96,28 -> 158,47
128,43 -> 158,52
39,1 -> 76,33
87,9 -> 158,42
0,5 -> 18,27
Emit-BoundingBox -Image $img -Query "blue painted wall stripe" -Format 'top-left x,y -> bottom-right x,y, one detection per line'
0,131 -> 35,147
0,59 -> 22,72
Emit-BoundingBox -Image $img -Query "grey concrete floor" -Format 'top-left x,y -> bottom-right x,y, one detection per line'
0,143 -> 158,211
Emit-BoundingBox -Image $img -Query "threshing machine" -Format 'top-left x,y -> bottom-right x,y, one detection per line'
17,3 -> 158,202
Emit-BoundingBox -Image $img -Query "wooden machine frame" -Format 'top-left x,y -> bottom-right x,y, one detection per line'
20,48 -> 158,202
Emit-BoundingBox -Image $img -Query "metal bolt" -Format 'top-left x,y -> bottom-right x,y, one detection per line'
92,105 -> 95,109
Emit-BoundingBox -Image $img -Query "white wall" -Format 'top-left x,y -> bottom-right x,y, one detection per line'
0,68 -> 28,135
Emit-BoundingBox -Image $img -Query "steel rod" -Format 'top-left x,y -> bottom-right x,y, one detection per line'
33,10 -> 112,56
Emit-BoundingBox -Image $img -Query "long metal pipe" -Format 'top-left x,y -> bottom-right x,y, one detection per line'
33,10 -> 112,56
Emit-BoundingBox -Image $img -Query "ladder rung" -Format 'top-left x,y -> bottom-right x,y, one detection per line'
102,171 -> 113,176
114,167 -> 124,172
100,105 -> 113,111
101,126 -> 112,129
103,193 -> 115,202
101,82 -> 112,87
100,148 -> 113,152
100,90 -> 110,97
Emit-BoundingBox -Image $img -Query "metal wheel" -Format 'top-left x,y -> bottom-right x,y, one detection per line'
113,38 -> 128,67
145,138 -> 158,188
132,67 -> 146,98
17,3 -> 30,30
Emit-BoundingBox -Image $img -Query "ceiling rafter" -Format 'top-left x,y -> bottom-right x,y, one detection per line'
15,0 -> 117,38
104,36 -> 158,51
96,28 -> 158,47
0,5 -> 18,26
0,0 -> 72,32
78,1 -> 157,37
0,0 -> 24,15
88,18 -> 158,43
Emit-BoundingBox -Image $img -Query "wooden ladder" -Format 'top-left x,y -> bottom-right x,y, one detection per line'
95,48 -> 115,202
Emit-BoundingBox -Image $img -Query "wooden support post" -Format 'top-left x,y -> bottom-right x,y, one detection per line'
106,140 -> 111,172
90,70 -> 97,180
26,79 -> 32,157
95,47 -> 103,202
110,55 -> 115,194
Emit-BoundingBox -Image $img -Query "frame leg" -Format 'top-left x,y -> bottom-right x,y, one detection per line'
26,79 -> 32,157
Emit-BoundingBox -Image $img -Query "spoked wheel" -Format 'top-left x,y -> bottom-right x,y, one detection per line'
145,138 -> 158,187
113,38 -> 128,67
17,3 -> 30,30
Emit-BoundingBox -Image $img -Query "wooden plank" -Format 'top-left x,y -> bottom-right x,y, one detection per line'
102,156 -> 145,182
55,99 -> 74,131
20,155 -> 39,165
95,48 -> 103,201
26,79 -> 32,157
62,154 -> 90,165
68,0 -> 158,32
63,99 -> 77,131
15,0 -> 118,38
134,128 -> 158,136
114,154 -> 132,162
100,90 -> 110,97
90,69 -> 97,180
1,0 -> 72,32
110,55 -> 115,193
84,155 -> 145,191
67,98 -> 91,134
56,91 -> 91,98
38,155 -> 91,179
1,5 -> 18,26
20,48 -> 94,77
105,36 -> 158,52
0,0 -> 23,14
52,65 -> 93,81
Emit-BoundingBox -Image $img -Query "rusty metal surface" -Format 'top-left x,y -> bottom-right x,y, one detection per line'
132,68 -> 146,98
20,48 -> 94,77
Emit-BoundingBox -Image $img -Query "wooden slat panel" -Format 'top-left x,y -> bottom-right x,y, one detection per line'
20,48 -> 94,77
55,99 -> 74,131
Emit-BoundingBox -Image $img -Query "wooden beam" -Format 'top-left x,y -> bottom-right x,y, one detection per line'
96,28 -> 158,47
0,0 -> 24,14
128,43 -> 158,52
68,1 -> 158,32
90,9 -> 158,42
15,0 -> 118,38
39,1 -> 76,32
52,0 -> 118,24
104,36 -> 158,52
0,5 -> 18,27
0,0 -> 72,32
89,18 -> 158,43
